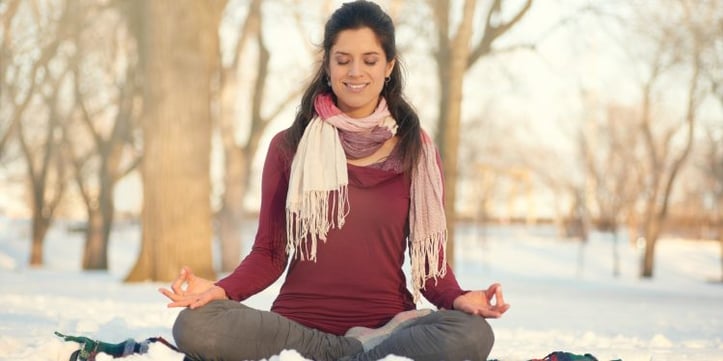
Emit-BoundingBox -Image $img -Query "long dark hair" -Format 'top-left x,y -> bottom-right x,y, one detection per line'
285,0 -> 422,173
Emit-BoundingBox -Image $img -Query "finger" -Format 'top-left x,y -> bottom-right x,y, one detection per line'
498,303 -> 511,314
479,308 -> 503,319
485,283 -> 500,300
167,299 -> 193,308
170,268 -> 188,295
167,294 -> 197,308
158,288 -> 186,302
159,288 -> 181,302
183,266 -> 195,282
495,286 -> 506,307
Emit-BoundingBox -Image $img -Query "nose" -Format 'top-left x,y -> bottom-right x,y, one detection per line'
348,61 -> 361,77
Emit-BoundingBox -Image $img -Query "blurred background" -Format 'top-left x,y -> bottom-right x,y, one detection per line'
0,0 -> 721,283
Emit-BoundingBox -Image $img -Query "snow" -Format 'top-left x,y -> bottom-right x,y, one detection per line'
1,217 -> 721,361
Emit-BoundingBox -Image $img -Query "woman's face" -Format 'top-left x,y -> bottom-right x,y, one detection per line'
328,27 -> 395,118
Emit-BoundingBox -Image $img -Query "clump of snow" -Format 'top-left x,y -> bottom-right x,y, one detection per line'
1,219 -> 721,361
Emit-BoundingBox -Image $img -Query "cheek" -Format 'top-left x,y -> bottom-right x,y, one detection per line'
328,65 -> 344,81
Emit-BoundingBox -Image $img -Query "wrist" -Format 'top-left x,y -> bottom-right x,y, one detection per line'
453,290 -> 470,309
213,285 -> 229,300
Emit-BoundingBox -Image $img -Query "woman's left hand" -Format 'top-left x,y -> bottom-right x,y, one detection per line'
452,283 -> 510,318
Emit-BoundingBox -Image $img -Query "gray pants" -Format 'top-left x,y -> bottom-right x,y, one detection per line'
173,300 -> 494,361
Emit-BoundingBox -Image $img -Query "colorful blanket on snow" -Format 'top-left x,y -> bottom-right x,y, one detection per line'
56,331 -> 622,361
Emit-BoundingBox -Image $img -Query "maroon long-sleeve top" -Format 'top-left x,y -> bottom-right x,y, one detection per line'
216,130 -> 466,335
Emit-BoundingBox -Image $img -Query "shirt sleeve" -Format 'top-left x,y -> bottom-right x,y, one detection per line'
419,139 -> 468,310
421,263 -> 467,310
215,131 -> 292,301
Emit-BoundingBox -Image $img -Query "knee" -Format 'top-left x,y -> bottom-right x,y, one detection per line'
173,307 -> 218,357
443,311 -> 495,361
462,315 -> 495,359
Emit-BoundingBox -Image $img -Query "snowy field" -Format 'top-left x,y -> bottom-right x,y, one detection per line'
0,217 -> 721,361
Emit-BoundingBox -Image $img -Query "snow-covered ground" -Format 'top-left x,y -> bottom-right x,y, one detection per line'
0,217 -> 721,361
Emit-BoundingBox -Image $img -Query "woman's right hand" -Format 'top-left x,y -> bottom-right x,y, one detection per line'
158,266 -> 228,309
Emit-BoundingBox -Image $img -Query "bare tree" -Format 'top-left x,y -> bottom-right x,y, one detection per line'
125,0 -> 226,282
698,11 -> 723,282
19,64 -> 71,266
216,0 -> 305,272
626,0 -> 715,278
61,2 -> 142,270
580,100 -> 644,276
2,0 -> 75,265
428,0 -> 533,268
1,0 -> 68,160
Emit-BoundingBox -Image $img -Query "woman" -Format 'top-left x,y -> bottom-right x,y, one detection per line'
160,1 -> 509,360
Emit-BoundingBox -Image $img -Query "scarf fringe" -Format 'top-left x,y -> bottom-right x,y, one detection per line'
286,186 -> 349,261
410,230 -> 448,303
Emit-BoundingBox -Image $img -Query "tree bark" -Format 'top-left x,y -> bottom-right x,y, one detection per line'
440,0 -> 475,270
29,210 -> 51,266
83,209 -> 107,269
125,0 -> 222,282
82,171 -> 115,270
219,147 -> 248,271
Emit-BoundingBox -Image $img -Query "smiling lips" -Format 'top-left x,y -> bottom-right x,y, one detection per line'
344,82 -> 368,92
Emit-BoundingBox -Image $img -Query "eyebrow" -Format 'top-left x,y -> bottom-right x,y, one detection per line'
333,51 -> 382,56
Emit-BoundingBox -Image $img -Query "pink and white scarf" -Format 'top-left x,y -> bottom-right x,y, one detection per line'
286,93 -> 447,303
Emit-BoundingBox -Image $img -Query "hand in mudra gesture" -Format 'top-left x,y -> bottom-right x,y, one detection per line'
452,283 -> 510,318
158,266 -> 228,309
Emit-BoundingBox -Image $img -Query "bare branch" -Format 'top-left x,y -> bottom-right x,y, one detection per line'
468,0 -> 533,66
430,0 -> 450,52
72,66 -> 104,150
658,39 -> 702,219
230,0 -> 261,70
61,118 -> 93,209
117,154 -> 142,181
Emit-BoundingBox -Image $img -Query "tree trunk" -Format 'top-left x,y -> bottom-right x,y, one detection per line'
83,208 -> 108,269
29,209 -> 50,266
25,114 -> 63,267
641,214 -> 662,278
219,147 -> 248,272
82,165 -> 116,270
125,0 -> 220,282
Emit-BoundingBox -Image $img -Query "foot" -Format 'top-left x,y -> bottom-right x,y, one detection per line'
345,309 -> 433,351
